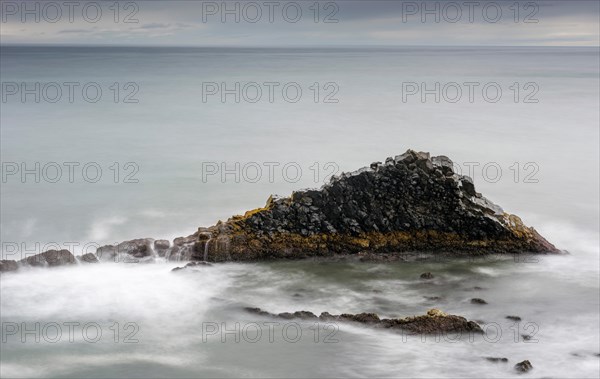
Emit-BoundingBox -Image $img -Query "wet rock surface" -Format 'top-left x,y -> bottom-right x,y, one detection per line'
171,261 -> 213,272
514,360 -> 533,373
0,260 -> 19,273
21,249 -> 76,267
2,250 -> 78,273
471,298 -> 488,305
78,253 -> 99,263
244,307 -> 482,335
185,150 -> 558,261
57,150 -> 560,263
420,272 -> 434,279
485,357 -> 509,363
154,239 -> 171,256
96,238 -> 154,260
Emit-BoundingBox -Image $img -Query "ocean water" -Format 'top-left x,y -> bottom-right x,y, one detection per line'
1,46 -> 599,378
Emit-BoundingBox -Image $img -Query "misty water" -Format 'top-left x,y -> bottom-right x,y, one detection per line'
1,46 -> 599,377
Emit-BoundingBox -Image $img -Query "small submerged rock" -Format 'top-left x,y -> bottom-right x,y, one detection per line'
171,261 -> 213,272
420,272 -> 434,280
471,298 -> 488,305
485,357 -> 508,363
514,360 -> 533,373
506,315 -> 522,322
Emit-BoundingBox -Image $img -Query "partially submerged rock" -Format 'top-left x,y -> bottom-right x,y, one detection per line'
471,298 -> 488,305
2,250 -> 79,273
485,357 -> 508,363
0,260 -> 19,273
80,150 -> 561,262
380,308 -> 483,334
189,150 -> 557,261
78,253 -> 99,263
420,272 -> 434,279
506,315 -> 522,322
22,249 -> 76,267
514,360 -> 533,373
96,238 -> 154,261
171,261 -> 212,272
243,307 -> 482,335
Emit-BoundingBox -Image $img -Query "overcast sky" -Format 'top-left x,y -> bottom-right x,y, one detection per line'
1,1 -> 598,46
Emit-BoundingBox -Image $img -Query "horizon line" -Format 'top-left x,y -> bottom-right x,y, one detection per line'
1,43 -> 598,48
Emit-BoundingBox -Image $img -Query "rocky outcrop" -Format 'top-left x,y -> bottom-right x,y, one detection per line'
21,249 -> 76,267
188,150 -> 558,262
244,307 -> 482,335
1,250 -> 78,273
94,150 -> 559,263
96,238 -> 154,261
0,260 -> 19,273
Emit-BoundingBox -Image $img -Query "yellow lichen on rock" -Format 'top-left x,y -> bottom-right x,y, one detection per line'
427,309 -> 448,317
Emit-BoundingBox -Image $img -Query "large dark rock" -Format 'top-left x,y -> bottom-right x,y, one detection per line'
21,250 -> 76,267
103,150 -> 559,262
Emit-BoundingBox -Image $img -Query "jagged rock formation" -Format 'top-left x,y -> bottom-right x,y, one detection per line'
187,149 -> 557,261
4,149 -> 557,270
244,307 -> 483,335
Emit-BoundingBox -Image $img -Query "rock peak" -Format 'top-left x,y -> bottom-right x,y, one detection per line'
193,149 -> 558,261
84,149 -> 558,263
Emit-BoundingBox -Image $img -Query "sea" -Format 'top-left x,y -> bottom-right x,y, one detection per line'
1,45 -> 599,378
